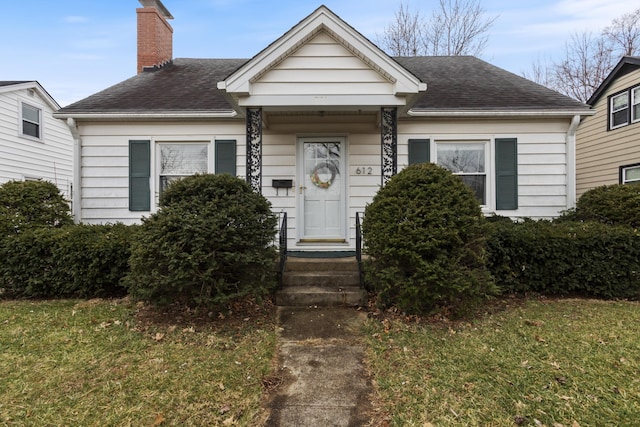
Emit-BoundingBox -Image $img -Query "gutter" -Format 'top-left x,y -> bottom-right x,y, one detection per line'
53,111 -> 238,120
65,118 -> 82,223
407,109 -> 595,118
566,114 -> 582,209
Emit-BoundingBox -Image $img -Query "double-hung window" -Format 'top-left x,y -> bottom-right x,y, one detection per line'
610,92 -> 629,129
21,102 -> 42,139
632,87 -> 640,123
436,142 -> 487,204
158,143 -> 208,194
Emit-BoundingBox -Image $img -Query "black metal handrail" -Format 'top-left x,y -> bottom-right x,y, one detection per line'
356,211 -> 364,288
278,212 -> 287,288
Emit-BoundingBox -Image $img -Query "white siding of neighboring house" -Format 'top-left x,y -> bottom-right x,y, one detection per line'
76,115 -> 574,249
0,87 -> 73,198
576,70 -> 640,197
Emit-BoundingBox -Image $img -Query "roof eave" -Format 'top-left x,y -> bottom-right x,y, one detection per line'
407,108 -> 595,118
53,110 -> 239,120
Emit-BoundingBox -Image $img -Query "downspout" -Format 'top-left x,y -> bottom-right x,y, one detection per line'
65,118 -> 82,223
566,115 -> 581,209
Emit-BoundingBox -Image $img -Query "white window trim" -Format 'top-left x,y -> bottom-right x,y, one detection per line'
621,164 -> 640,185
632,86 -> 640,124
433,138 -> 493,211
18,100 -> 44,142
152,139 -> 212,210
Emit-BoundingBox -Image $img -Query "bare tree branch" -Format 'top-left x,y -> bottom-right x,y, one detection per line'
377,0 -> 497,57
377,3 -> 424,56
603,8 -> 640,56
424,0 -> 498,56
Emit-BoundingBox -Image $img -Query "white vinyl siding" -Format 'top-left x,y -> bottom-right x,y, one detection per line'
0,87 -> 73,198
399,119 -> 571,219
78,122 -> 245,224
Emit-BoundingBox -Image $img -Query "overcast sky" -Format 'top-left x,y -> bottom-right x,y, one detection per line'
1,0 -> 638,106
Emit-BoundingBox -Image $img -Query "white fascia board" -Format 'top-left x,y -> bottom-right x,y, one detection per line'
237,94 -> 407,107
407,109 -> 596,118
53,111 -> 238,120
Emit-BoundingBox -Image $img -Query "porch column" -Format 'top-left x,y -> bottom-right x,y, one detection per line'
381,107 -> 398,186
246,107 -> 263,193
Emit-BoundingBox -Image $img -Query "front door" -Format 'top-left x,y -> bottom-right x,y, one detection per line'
299,137 -> 346,241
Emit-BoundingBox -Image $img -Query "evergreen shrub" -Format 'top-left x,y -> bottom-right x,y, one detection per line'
362,163 -> 497,315
558,184 -> 640,228
125,174 -> 278,307
0,180 -> 72,236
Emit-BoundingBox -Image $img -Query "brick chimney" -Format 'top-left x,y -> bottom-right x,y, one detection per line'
137,0 -> 174,74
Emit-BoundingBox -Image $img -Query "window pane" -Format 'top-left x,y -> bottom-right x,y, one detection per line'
160,144 -> 207,175
624,166 -> 640,183
633,88 -> 640,121
612,93 -> 628,110
613,109 -> 628,127
22,104 -> 40,123
22,121 -> 39,138
437,143 -> 485,173
459,175 -> 486,204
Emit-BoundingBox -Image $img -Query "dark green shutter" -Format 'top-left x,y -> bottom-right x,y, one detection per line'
408,139 -> 430,164
129,140 -> 150,211
495,138 -> 518,210
215,140 -> 236,175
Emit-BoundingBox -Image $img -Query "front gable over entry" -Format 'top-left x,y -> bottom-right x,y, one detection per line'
217,5 -> 426,109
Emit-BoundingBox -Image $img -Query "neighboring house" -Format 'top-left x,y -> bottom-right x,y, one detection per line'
0,81 -> 73,199
55,1 -> 593,253
576,56 -> 640,197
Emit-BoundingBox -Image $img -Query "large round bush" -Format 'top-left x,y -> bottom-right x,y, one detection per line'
125,174 -> 278,307
362,163 -> 496,315
0,180 -> 72,236
558,184 -> 640,228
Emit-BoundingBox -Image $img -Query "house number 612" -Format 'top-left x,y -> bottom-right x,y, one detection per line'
355,167 -> 373,175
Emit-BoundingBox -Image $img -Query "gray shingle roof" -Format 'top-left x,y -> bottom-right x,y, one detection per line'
0,81 -> 34,87
58,56 -> 588,114
395,56 -> 587,111
58,59 -> 246,113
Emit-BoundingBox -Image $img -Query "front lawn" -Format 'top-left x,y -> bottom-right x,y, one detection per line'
0,298 -> 276,426
365,298 -> 640,426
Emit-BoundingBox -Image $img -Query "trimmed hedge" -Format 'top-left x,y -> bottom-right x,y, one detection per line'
0,224 -> 134,298
0,180 -> 72,236
125,174 -> 278,307
363,163 -> 497,315
486,218 -> 640,299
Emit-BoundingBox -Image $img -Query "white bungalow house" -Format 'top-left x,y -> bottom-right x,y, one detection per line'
55,1 -> 593,254
0,81 -> 73,198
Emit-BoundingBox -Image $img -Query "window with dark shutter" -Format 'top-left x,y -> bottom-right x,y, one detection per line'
129,140 -> 151,211
495,138 -> 518,210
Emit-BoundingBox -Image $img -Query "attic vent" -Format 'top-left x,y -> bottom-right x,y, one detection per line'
27,89 -> 35,97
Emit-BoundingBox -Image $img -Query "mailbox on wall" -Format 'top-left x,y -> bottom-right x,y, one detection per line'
272,179 -> 293,195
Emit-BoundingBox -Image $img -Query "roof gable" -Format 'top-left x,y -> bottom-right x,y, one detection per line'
0,81 -> 60,110
218,5 -> 426,109
587,56 -> 640,105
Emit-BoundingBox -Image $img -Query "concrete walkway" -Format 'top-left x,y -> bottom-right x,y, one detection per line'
264,306 -> 373,426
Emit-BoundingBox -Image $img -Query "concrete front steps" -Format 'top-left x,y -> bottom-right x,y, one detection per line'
275,256 -> 368,307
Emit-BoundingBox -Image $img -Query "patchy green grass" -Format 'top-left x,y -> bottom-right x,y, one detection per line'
365,298 -> 640,426
0,298 -> 276,426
